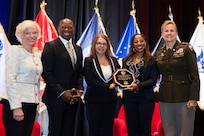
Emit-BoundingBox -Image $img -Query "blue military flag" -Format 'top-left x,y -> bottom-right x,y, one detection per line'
113,4 -> 141,99
77,12 -> 103,59
115,15 -> 140,61
76,5 -> 115,59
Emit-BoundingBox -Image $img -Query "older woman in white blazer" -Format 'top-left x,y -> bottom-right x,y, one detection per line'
2,20 -> 42,136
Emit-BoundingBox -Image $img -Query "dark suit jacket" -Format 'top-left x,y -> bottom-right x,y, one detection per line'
41,38 -> 83,106
84,56 -> 121,103
122,57 -> 158,102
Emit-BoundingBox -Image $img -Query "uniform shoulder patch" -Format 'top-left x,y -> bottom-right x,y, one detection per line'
181,42 -> 194,51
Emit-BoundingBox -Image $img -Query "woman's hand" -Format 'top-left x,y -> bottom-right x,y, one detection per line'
109,83 -> 116,89
35,111 -> 39,119
13,108 -> 24,121
187,100 -> 197,108
124,83 -> 137,91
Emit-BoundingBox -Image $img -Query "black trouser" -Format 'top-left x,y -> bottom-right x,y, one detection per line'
2,100 -> 37,136
86,101 -> 116,136
46,102 -> 78,136
124,101 -> 154,136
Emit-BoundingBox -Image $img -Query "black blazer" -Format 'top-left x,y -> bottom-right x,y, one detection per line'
122,57 -> 158,102
84,56 -> 121,103
41,38 -> 83,106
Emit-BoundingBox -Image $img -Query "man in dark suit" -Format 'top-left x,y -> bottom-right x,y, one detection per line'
41,18 -> 83,136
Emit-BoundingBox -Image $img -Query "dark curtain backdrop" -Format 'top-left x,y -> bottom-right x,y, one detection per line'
1,0 -> 203,51
1,0 -> 204,135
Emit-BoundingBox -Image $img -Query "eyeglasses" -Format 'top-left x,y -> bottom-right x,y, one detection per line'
96,42 -> 107,46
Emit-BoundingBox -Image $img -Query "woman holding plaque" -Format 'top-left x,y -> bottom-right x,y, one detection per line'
122,33 -> 158,136
84,34 -> 120,136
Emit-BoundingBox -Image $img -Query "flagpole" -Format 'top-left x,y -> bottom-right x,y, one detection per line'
94,4 -> 106,36
168,4 -> 180,42
95,0 -> 98,7
197,8 -> 203,25
168,4 -> 173,21
151,4 -> 177,56
94,0 -> 115,56
114,0 -> 141,59
34,0 -> 58,52
130,0 -> 140,34
40,1 -> 47,50
197,10 -> 203,25
198,7 -> 201,16
197,8 -> 203,22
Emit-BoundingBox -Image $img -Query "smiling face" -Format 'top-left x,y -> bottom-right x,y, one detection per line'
95,37 -> 108,56
21,26 -> 38,46
161,23 -> 178,43
58,18 -> 75,40
132,34 -> 146,53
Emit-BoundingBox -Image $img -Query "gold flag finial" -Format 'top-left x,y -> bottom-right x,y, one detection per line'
94,0 -> 99,12
40,0 -> 47,10
197,8 -> 203,22
130,0 -> 136,17
95,0 -> 98,7
130,0 -> 141,34
198,7 -> 201,16
131,0 -> 135,11
168,4 -> 173,21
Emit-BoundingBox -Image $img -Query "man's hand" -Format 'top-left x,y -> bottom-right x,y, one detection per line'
69,88 -> 82,104
61,90 -> 73,103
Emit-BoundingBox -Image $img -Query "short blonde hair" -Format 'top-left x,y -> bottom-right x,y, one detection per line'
15,20 -> 41,43
161,20 -> 178,33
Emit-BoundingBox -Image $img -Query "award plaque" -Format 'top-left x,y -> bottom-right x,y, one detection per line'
113,69 -> 136,88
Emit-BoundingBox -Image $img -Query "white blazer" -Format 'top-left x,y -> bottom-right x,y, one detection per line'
3,45 -> 42,110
